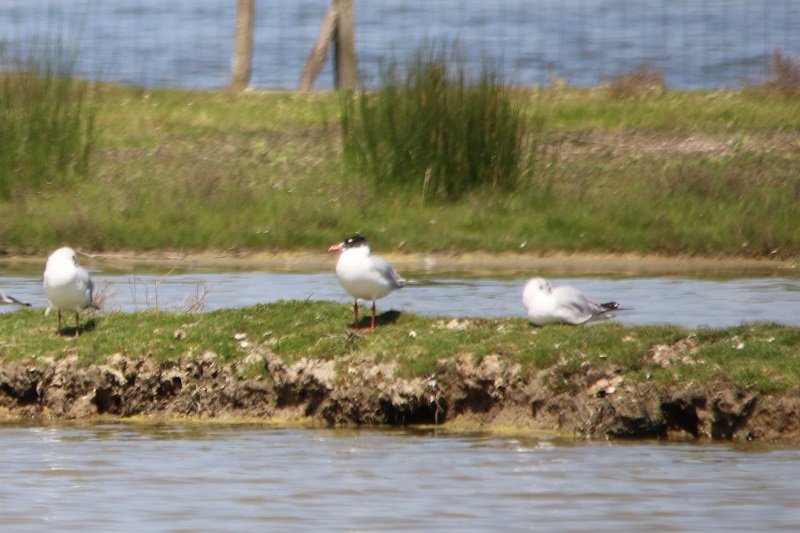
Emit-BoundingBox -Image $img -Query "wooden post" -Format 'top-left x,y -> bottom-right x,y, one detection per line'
333,0 -> 356,90
230,0 -> 255,91
299,5 -> 338,91
299,0 -> 357,91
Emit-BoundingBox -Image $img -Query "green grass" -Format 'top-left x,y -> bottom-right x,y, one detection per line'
341,45 -> 533,202
0,45 -> 98,200
0,81 -> 798,256
2,302 -> 798,395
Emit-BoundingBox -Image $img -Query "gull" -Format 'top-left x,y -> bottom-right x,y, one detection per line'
522,277 -> 620,326
43,246 -> 96,336
328,234 -> 406,330
0,290 -> 31,307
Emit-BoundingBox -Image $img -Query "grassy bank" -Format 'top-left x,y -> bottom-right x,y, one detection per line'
2,302 -> 798,395
0,83 -> 798,257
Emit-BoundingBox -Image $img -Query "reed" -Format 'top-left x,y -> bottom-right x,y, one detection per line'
0,40 -> 98,200
761,48 -> 800,96
606,63 -> 666,99
341,45 -> 535,202
0,81 -> 797,256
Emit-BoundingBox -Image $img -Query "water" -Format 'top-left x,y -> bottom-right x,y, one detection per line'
2,267 -> 799,328
0,423 -> 798,532
1,0 -> 799,89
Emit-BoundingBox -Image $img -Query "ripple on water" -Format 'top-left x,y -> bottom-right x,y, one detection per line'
0,425 -> 800,530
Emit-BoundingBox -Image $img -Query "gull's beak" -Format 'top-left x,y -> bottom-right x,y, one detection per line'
327,242 -> 344,253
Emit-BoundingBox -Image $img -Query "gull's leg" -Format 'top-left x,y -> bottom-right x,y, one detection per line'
369,301 -> 376,331
57,309 -> 62,335
75,312 -> 80,337
352,300 -> 360,328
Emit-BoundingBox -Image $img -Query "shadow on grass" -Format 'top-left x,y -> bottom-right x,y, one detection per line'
58,318 -> 97,337
351,309 -> 402,330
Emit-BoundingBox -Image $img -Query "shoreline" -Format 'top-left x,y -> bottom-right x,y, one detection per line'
2,249 -> 798,277
2,251 -> 798,443
1,350 -> 798,443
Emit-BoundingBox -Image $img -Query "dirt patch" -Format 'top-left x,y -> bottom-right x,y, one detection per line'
1,249 -> 796,278
554,130 -> 800,160
2,348 -> 798,443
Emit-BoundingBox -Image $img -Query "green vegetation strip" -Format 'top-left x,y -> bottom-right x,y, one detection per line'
0,82 -> 799,257
2,301 -> 798,395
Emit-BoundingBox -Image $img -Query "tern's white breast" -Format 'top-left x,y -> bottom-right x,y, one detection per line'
336,247 -> 395,301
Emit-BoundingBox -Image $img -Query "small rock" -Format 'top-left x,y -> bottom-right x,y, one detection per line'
197,351 -> 217,365
100,366 -> 127,386
173,328 -> 186,340
107,353 -> 127,369
589,376 -> 624,398
234,332 -> 247,341
589,378 -> 611,397
446,319 -> 469,330
242,353 -> 262,366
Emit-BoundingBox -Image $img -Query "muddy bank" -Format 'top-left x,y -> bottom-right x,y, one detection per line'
1,249 -> 797,277
1,347 -> 797,443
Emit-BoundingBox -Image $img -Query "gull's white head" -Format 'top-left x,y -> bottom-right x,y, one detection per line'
522,277 -> 553,306
526,277 -> 552,294
46,246 -> 79,269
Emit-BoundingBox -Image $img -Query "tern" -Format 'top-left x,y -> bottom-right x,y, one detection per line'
328,234 -> 405,330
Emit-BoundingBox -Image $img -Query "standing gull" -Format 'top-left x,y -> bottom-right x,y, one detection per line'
522,277 -> 620,326
0,290 -> 31,307
43,247 -> 96,336
328,234 -> 406,330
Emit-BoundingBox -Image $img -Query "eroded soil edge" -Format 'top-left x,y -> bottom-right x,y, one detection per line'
1,347 -> 798,443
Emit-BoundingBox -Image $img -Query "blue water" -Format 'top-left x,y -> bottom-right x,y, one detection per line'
1,424 -> 799,532
2,268 -> 799,328
1,0 -> 798,89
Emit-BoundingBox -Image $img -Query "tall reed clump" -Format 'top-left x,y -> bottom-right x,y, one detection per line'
761,48 -> 800,97
607,63 -> 666,99
341,46 -> 532,203
0,42 -> 98,200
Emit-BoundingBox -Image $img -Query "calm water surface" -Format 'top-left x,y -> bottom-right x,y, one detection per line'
1,0 -> 799,88
1,268 -> 799,328
0,423 -> 798,532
